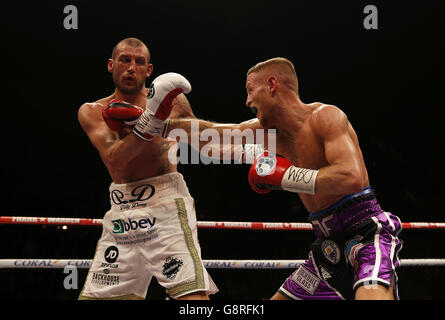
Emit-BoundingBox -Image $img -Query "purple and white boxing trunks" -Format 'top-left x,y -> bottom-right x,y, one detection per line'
279,187 -> 403,300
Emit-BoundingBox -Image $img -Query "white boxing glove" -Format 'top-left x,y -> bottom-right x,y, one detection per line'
133,72 -> 191,141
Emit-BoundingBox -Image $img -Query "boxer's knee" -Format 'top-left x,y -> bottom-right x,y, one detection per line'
355,281 -> 394,300
270,291 -> 292,300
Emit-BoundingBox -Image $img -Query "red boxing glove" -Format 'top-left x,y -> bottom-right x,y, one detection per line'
248,153 -> 293,194
248,153 -> 319,195
102,99 -> 144,131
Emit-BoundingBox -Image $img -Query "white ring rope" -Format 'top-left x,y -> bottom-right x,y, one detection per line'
0,259 -> 444,269
1,216 -> 444,230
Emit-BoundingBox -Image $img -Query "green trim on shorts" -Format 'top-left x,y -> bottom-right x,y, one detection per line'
167,198 -> 205,298
78,293 -> 144,300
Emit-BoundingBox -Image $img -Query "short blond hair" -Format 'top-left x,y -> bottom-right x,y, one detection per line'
247,57 -> 298,92
247,57 -> 295,75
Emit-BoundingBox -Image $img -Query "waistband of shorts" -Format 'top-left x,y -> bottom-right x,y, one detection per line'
108,172 -> 189,209
309,187 -> 383,237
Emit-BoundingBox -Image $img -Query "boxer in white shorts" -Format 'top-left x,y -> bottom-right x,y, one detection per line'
80,173 -> 217,299
77,38 -> 217,299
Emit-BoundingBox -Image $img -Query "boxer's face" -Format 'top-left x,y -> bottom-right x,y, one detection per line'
108,45 -> 153,95
246,72 -> 274,128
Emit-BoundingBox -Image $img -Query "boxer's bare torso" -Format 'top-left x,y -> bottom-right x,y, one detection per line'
273,102 -> 369,213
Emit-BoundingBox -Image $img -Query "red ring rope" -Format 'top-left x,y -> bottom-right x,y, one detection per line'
0,216 -> 444,230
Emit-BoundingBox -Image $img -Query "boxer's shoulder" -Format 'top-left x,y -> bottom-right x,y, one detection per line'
78,96 -> 114,129
309,103 -> 348,135
79,95 -> 114,115
94,95 -> 115,108
311,103 -> 343,118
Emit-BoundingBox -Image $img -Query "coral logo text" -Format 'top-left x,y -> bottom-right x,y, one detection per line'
112,217 -> 156,234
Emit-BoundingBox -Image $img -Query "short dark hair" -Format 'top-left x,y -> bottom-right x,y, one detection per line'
111,37 -> 150,62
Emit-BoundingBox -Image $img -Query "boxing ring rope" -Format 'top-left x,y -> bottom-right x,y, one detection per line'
1,259 -> 445,269
1,216 -> 444,268
1,216 -> 445,230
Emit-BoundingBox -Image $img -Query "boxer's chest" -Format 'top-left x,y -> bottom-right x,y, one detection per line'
277,126 -> 327,170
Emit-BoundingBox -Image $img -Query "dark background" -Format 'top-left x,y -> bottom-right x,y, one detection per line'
0,0 -> 444,300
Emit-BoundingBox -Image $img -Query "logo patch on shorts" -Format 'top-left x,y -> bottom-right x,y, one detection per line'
321,240 -> 341,264
104,246 -> 119,263
162,257 -> 183,280
110,184 -> 155,210
111,217 -> 156,234
291,265 -> 320,295
345,236 -> 364,266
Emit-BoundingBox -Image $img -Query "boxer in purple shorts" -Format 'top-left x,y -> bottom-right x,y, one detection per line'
242,58 -> 403,300
168,57 -> 403,299
279,187 -> 402,299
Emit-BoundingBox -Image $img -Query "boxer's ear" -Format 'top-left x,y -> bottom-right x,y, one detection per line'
146,63 -> 153,79
107,58 -> 114,73
267,75 -> 278,96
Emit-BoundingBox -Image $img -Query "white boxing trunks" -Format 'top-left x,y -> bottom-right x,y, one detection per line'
79,172 -> 218,299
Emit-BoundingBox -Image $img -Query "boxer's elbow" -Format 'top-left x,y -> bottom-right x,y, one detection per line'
102,134 -> 145,171
102,144 -> 133,172
112,158 -> 131,172
103,152 -> 130,171
341,168 -> 363,194
346,177 -> 363,194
